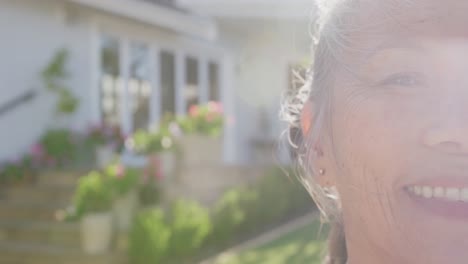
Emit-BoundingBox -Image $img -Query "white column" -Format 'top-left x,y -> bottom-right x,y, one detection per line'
221,53 -> 236,164
198,56 -> 209,104
175,51 -> 186,116
89,22 -> 101,124
149,46 -> 161,131
119,38 -> 132,135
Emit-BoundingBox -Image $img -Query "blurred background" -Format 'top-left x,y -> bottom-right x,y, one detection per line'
0,0 -> 324,263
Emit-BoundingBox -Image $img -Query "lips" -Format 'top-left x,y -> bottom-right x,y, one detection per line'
405,181 -> 468,219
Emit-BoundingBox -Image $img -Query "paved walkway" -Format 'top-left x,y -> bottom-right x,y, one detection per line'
199,211 -> 318,264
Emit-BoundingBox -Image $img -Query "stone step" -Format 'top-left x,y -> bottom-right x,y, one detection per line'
0,220 -> 80,248
0,201 -> 68,222
37,171 -> 84,187
0,241 -> 125,264
1,185 -> 75,204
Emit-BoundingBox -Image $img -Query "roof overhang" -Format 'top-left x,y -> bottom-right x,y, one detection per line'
176,0 -> 315,19
66,0 -> 218,41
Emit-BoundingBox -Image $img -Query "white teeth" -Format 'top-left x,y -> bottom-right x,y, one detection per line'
408,186 -> 468,202
422,186 -> 433,198
462,189 -> 468,202
446,188 -> 460,201
433,187 -> 444,198
414,186 -> 422,196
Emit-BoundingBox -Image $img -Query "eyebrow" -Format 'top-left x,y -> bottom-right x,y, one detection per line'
362,39 -> 425,62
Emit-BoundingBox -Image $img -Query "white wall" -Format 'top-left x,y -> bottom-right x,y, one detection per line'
217,19 -> 311,164
0,0 -> 93,161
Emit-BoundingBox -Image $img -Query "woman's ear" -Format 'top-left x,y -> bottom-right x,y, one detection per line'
301,101 -> 313,136
301,101 -> 337,188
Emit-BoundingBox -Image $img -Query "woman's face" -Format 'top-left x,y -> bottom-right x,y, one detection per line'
320,1 -> 468,263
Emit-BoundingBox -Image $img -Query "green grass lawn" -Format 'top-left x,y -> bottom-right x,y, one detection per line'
214,220 -> 328,264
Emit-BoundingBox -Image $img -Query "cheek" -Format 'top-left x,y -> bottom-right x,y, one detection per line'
329,88 -> 428,254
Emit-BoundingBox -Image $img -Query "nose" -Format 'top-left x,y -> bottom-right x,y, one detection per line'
422,106 -> 468,155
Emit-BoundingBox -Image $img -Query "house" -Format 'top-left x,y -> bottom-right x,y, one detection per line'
0,0 -> 313,165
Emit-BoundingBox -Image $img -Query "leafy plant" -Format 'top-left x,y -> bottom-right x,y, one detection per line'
210,188 -> 258,246
42,49 -> 79,115
0,161 -> 27,184
129,209 -> 171,264
104,163 -> 139,197
139,181 -> 162,206
177,102 -> 224,137
208,167 -> 314,247
130,127 -> 176,154
167,199 -> 212,258
86,124 -> 124,149
74,171 -> 113,218
39,129 -> 76,167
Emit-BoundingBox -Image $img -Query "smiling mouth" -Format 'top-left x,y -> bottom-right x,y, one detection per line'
405,185 -> 468,219
406,186 -> 468,202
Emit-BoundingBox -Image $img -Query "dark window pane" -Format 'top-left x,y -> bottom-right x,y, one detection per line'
209,62 -> 220,101
100,35 -> 120,127
160,51 -> 175,116
130,43 -> 151,131
185,57 -> 198,112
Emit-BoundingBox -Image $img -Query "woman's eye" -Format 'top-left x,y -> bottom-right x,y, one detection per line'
379,72 -> 423,87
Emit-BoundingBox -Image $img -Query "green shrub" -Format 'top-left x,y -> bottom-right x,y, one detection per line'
209,167 -> 314,245
74,171 -> 113,219
139,182 -> 162,206
167,199 -> 212,258
104,163 -> 139,197
129,209 -> 171,264
40,129 -> 76,166
210,188 -> 258,245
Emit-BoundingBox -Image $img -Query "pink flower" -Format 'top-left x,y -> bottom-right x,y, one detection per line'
189,105 -> 199,117
154,166 -> 163,181
208,101 -> 223,114
30,143 -> 44,157
116,164 -> 126,179
205,112 -> 215,122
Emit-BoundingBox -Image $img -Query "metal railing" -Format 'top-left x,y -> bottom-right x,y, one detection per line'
0,89 -> 37,118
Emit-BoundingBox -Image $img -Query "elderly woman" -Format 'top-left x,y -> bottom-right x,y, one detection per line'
284,1 -> 468,263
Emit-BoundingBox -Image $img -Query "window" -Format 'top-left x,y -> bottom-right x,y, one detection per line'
129,43 -> 151,131
100,35 -> 120,127
185,56 -> 199,112
208,62 -> 220,101
97,34 -> 223,131
160,51 -> 175,117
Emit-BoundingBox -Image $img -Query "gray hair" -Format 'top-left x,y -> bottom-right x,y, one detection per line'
280,1 -> 363,263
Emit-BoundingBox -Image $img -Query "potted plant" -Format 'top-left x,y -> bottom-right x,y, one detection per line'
105,163 -> 139,231
74,171 -> 114,254
139,159 -> 164,208
87,124 -> 124,168
0,154 -> 39,187
177,101 -> 224,166
128,123 -> 178,181
38,129 -> 77,169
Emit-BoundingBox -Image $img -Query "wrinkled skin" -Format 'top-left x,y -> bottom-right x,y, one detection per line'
303,1 -> 468,263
